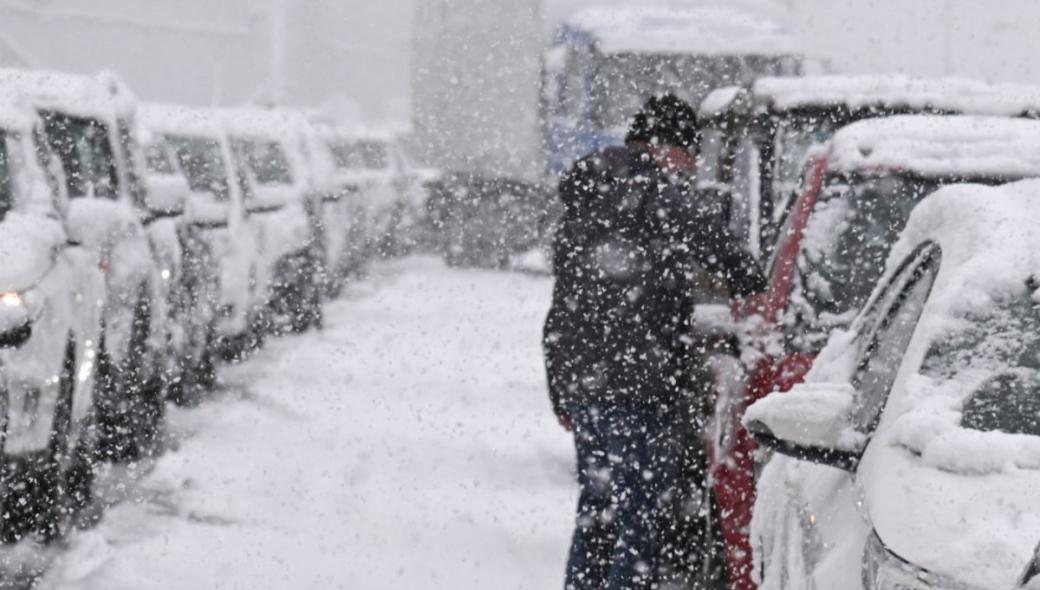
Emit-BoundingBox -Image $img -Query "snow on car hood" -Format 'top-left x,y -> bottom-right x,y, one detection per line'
0,212 -> 64,291
862,434 -> 1040,588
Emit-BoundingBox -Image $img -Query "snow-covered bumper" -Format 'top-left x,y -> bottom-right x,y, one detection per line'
1,288 -> 95,457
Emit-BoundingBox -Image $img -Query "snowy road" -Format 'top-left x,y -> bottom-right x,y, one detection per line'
40,257 -> 576,590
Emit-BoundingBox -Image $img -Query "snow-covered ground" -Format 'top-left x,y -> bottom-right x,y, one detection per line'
39,257 -> 575,590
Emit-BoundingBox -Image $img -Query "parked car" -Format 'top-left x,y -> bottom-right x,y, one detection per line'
140,104 -> 265,382
697,75 -> 1040,258
0,96 -> 107,542
292,113 -> 367,297
744,179 -> 1040,589
425,172 -> 555,269
0,69 -> 175,462
707,115 -> 1040,589
323,130 -> 430,258
221,107 -> 321,333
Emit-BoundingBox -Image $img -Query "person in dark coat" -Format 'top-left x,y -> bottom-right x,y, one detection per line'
544,95 -> 766,590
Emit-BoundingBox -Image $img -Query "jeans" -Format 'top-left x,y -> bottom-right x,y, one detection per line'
564,401 -> 682,590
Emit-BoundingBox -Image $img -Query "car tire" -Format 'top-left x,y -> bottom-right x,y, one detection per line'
0,337 -> 93,544
96,286 -> 164,463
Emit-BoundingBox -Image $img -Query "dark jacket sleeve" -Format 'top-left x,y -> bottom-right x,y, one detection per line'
542,274 -> 573,421
659,182 -> 767,297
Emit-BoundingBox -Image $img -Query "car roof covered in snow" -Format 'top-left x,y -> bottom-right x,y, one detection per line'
0,68 -> 136,120
139,103 -> 225,140
559,5 -> 802,56
826,115 -> 1040,179
219,106 -> 309,142
699,75 -> 1040,119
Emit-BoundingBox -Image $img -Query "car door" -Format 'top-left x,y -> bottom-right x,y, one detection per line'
752,242 -> 942,590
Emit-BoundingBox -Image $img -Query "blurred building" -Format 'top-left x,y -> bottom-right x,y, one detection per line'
0,0 -> 413,123
411,0 -> 544,181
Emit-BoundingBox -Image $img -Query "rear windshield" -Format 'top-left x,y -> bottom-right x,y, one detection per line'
328,140 -> 389,170
166,135 -> 230,200
923,293 -> 1040,437
232,137 -> 293,185
39,111 -> 119,199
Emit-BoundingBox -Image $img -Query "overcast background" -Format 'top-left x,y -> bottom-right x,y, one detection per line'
1,0 -> 1037,126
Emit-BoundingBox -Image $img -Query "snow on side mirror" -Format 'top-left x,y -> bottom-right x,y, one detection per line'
743,382 -> 866,471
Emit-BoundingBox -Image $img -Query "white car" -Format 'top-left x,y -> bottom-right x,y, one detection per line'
744,180 -> 1040,589
298,114 -> 369,296
0,96 -> 106,542
323,130 -> 431,257
221,107 -> 321,333
0,69 -> 174,462
140,104 -> 266,365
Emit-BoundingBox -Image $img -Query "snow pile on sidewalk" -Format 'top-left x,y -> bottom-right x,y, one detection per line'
40,257 -> 575,590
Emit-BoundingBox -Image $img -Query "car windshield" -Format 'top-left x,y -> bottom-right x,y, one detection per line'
798,174 -> 938,323
328,140 -> 389,170
922,292 -> 1040,436
587,54 -> 794,130
166,135 -> 230,200
232,137 -> 293,185
39,111 -> 119,199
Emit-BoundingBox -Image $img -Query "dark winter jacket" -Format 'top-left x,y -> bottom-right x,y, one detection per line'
543,143 -> 765,419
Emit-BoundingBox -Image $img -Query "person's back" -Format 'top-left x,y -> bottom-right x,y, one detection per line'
544,95 -> 765,590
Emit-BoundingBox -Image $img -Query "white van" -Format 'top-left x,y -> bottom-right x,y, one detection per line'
221,107 -> 321,333
0,95 -> 106,542
0,69 -> 175,461
139,104 -> 266,367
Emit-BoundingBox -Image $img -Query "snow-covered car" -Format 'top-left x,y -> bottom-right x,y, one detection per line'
323,130 -> 430,257
708,115 -> 1040,589
292,113 -> 367,297
140,104 -> 270,366
697,75 -> 1040,258
0,97 -> 106,542
221,107 -> 321,333
0,69 -> 173,461
744,179 -> 1040,590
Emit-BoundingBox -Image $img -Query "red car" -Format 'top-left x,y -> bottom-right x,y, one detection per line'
705,115 -> 1040,589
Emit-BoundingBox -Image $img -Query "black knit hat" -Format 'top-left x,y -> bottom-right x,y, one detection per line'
625,94 -> 699,149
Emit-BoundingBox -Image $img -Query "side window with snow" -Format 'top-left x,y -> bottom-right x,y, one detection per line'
848,243 -> 941,434
921,291 -> 1040,437
38,111 -> 119,199
0,130 -> 13,220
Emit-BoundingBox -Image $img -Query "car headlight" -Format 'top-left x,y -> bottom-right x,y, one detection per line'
0,291 -> 24,308
862,531 -> 983,590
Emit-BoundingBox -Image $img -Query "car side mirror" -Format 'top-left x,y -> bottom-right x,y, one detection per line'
742,381 -> 866,471
144,175 -> 188,217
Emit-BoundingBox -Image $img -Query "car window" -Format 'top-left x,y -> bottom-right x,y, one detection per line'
232,137 -> 293,185
167,135 -> 230,200
328,140 -> 389,171
797,174 -> 938,329
145,142 -> 176,175
921,291 -> 1040,436
38,110 -> 119,199
0,130 -> 14,220
849,243 -> 941,433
